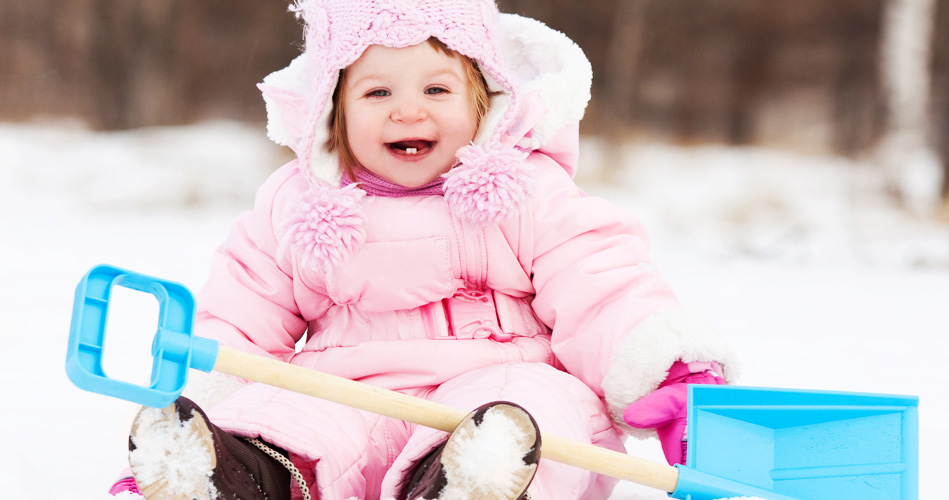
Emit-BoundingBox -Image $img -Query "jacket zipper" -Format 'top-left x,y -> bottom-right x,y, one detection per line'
454,216 -> 487,290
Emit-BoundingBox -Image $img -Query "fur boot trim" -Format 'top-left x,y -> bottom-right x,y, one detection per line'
182,371 -> 247,412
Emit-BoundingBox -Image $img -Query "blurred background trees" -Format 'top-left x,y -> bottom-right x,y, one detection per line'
1,0 -> 298,128
2,0 -> 947,208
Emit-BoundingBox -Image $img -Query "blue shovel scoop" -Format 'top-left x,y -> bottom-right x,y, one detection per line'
66,265 -> 919,500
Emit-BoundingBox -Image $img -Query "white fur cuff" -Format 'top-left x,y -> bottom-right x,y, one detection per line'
601,307 -> 738,436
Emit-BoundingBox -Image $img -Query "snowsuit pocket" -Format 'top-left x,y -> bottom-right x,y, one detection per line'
327,237 -> 457,312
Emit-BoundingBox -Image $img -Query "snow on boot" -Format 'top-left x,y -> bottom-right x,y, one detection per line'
128,396 -> 292,500
400,402 -> 541,500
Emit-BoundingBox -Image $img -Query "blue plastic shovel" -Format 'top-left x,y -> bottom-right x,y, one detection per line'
66,265 -> 919,500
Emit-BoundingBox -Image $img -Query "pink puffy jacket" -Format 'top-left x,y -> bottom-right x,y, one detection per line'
193,123 -> 735,457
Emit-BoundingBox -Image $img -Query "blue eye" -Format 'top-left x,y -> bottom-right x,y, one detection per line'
366,89 -> 390,98
425,87 -> 449,95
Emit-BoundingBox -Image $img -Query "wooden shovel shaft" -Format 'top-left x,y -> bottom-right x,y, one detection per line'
213,346 -> 680,493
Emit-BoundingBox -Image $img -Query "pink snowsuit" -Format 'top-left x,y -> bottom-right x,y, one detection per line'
196,143 -> 732,499
185,5 -> 736,500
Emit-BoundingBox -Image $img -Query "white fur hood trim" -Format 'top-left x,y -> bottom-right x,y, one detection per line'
495,14 -> 592,146
601,306 -> 739,437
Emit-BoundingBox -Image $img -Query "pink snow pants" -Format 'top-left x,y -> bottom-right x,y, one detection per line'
210,362 -> 625,500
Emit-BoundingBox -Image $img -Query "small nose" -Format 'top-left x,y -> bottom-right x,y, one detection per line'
391,96 -> 427,123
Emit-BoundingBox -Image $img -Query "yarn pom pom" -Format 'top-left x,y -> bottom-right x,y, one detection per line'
282,183 -> 367,275
444,145 -> 536,226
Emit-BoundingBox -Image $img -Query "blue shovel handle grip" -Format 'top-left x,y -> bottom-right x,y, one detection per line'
65,265 -> 218,408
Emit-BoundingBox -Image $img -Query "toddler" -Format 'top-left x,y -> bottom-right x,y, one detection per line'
110,0 -> 734,499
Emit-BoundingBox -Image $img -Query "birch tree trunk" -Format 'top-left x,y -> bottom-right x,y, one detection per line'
877,0 -> 943,213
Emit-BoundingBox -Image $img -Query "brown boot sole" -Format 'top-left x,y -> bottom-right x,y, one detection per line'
129,402 -> 218,500
435,402 -> 540,500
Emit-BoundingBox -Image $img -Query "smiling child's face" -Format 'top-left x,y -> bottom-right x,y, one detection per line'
341,43 -> 479,188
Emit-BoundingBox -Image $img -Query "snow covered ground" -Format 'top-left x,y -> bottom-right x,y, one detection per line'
1,121 -> 946,499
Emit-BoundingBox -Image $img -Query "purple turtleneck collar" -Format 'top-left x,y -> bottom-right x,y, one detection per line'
340,166 -> 446,198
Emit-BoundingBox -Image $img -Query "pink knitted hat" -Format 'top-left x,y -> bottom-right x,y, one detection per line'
262,0 -> 587,274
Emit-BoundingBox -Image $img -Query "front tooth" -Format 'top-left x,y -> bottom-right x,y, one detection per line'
406,147 -> 418,155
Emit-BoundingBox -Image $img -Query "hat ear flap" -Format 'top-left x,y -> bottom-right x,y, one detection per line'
258,83 -> 308,153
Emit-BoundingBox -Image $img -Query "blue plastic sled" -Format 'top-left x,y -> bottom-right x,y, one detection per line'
66,265 -> 919,500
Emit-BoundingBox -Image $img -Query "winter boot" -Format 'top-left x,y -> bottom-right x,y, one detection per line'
127,396 -> 299,500
399,401 -> 541,500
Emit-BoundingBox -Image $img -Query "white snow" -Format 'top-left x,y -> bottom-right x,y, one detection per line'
1,120 -> 946,499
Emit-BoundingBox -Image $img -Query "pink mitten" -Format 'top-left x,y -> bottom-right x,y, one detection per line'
623,361 -> 725,465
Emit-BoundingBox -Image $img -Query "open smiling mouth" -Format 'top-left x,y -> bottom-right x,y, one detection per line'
387,139 -> 434,156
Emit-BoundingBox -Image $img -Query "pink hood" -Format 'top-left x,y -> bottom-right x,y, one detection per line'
258,10 -> 595,274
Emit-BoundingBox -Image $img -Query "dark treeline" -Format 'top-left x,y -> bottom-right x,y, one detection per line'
2,0 -> 948,161
1,0 -> 300,129
503,0 -> 893,155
